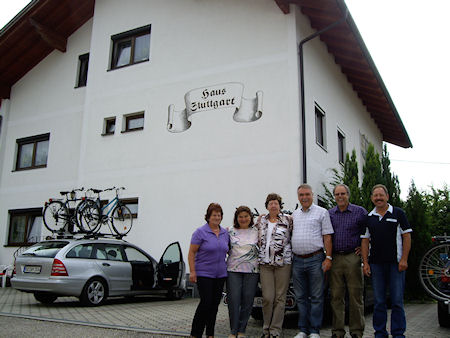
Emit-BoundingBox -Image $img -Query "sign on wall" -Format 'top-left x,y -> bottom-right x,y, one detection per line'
167,82 -> 263,132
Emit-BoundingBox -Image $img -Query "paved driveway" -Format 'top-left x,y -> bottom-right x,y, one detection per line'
0,288 -> 448,337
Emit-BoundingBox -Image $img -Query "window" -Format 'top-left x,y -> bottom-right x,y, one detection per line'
123,112 -> 144,132
110,25 -> 151,70
103,117 -> 116,135
15,133 -> 50,170
120,198 -> 139,218
338,130 -> 346,164
76,53 -> 89,87
8,208 -> 43,246
315,104 -> 326,149
66,244 -> 94,259
124,246 -> 150,262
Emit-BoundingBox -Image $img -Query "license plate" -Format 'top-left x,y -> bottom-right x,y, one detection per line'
24,265 -> 41,274
253,296 -> 263,307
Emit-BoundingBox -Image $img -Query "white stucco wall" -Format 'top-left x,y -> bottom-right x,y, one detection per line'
0,0 -> 384,265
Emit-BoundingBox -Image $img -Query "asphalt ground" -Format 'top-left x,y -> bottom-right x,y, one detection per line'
0,287 -> 448,337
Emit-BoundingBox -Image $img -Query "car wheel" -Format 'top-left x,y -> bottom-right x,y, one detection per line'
251,307 -> 263,320
34,292 -> 58,304
438,301 -> 450,327
167,289 -> 185,300
80,277 -> 108,306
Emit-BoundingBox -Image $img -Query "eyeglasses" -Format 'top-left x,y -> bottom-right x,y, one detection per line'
334,192 -> 348,196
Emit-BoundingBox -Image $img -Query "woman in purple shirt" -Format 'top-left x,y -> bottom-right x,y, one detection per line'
188,203 -> 230,338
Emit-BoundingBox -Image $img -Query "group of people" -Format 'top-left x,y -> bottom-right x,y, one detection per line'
188,183 -> 412,338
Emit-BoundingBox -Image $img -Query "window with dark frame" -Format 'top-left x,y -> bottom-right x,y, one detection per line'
315,104 -> 326,149
76,53 -> 89,87
15,133 -> 50,170
124,113 -> 144,132
338,130 -> 346,164
103,117 -> 116,135
8,208 -> 43,246
111,25 -> 151,70
120,198 -> 139,218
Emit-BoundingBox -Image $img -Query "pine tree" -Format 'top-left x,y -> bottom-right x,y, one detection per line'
361,143 -> 383,211
381,144 -> 402,207
343,149 -> 361,205
404,181 -> 432,299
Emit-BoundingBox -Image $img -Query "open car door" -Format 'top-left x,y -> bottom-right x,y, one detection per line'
157,242 -> 185,290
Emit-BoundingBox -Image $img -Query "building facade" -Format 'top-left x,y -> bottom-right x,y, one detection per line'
0,0 -> 410,265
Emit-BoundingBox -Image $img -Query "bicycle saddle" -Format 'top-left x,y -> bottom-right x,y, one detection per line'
91,189 -> 102,194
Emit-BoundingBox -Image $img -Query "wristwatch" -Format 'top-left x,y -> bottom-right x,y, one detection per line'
326,255 -> 333,261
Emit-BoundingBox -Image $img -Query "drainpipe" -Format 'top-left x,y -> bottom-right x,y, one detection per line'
299,9 -> 348,183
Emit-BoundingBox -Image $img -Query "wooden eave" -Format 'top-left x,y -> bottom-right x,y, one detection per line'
275,0 -> 412,148
0,0 -> 411,148
0,0 -> 94,99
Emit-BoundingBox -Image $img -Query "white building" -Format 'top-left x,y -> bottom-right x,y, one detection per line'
0,0 -> 411,265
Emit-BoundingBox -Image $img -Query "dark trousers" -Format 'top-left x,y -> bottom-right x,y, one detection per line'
191,276 -> 226,337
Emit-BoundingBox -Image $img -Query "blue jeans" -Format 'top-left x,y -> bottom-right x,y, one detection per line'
292,253 -> 325,335
226,272 -> 259,335
370,263 -> 406,338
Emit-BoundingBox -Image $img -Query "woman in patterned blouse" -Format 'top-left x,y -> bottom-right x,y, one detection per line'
256,193 -> 293,338
226,206 -> 259,338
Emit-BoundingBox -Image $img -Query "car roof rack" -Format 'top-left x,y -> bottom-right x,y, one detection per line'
51,231 -> 125,241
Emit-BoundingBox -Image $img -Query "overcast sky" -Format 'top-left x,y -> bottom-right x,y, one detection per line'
1,0 -> 448,198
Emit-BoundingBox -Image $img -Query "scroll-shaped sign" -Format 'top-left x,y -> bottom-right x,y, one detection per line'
167,82 -> 263,133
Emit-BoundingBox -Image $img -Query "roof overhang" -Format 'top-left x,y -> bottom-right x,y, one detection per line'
0,0 -> 94,99
0,0 -> 411,148
275,0 -> 412,148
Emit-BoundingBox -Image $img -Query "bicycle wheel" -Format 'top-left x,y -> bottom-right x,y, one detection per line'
419,243 -> 450,301
43,201 -> 69,232
111,204 -> 133,236
78,200 -> 101,233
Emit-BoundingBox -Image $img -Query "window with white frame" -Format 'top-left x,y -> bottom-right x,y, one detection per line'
338,130 -> 346,164
315,104 -> 326,150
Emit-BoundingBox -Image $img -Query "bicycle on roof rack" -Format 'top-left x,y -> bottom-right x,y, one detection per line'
77,186 -> 133,236
42,187 -> 89,234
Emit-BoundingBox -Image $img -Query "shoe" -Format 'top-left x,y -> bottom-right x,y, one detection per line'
237,334 -> 246,338
294,333 -> 308,338
309,334 -> 320,338
350,335 -> 362,338
332,335 -> 344,338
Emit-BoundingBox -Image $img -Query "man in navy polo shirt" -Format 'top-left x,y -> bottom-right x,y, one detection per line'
361,184 -> 412,338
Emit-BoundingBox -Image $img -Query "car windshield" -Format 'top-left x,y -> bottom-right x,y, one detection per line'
21,241 -> 69,258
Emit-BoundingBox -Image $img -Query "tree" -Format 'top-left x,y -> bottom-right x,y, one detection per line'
426,185 -> 450,235
321,167 -> 343,210
361,143 -> 383,211
403,181 -> 432,299
381,144 -> 402,207
343,149 -> 361,205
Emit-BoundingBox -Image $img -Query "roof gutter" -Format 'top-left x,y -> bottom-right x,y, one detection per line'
335,0 -> 412,148
299,7 -> 349,183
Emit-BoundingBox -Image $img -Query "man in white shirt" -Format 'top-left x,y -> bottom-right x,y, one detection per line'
292,184 -> 334,338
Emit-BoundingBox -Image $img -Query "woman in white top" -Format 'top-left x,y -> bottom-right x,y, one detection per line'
226,206 -> 259,338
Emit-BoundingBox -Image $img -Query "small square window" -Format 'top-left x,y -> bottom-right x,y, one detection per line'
76,53 -> 89,87
111,25 -> 151,70
120,198 -> 138,218
123,112 -> 144,133
15,133 -> 50,170
315,104 -> 326,150
338,130 -> 346,164
103,117 -> 116,135
8,208 -> 43,246
360,133 -> 369,160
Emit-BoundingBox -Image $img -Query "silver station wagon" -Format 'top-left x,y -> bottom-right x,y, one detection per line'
11,238 -> 186,306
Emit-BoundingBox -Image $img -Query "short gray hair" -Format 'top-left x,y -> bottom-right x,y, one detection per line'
333,184 -> 350,196
297,184 -> 313,192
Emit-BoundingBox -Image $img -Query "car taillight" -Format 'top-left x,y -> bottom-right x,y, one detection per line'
13,262 -> 16,275
51,259 -> 68,276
